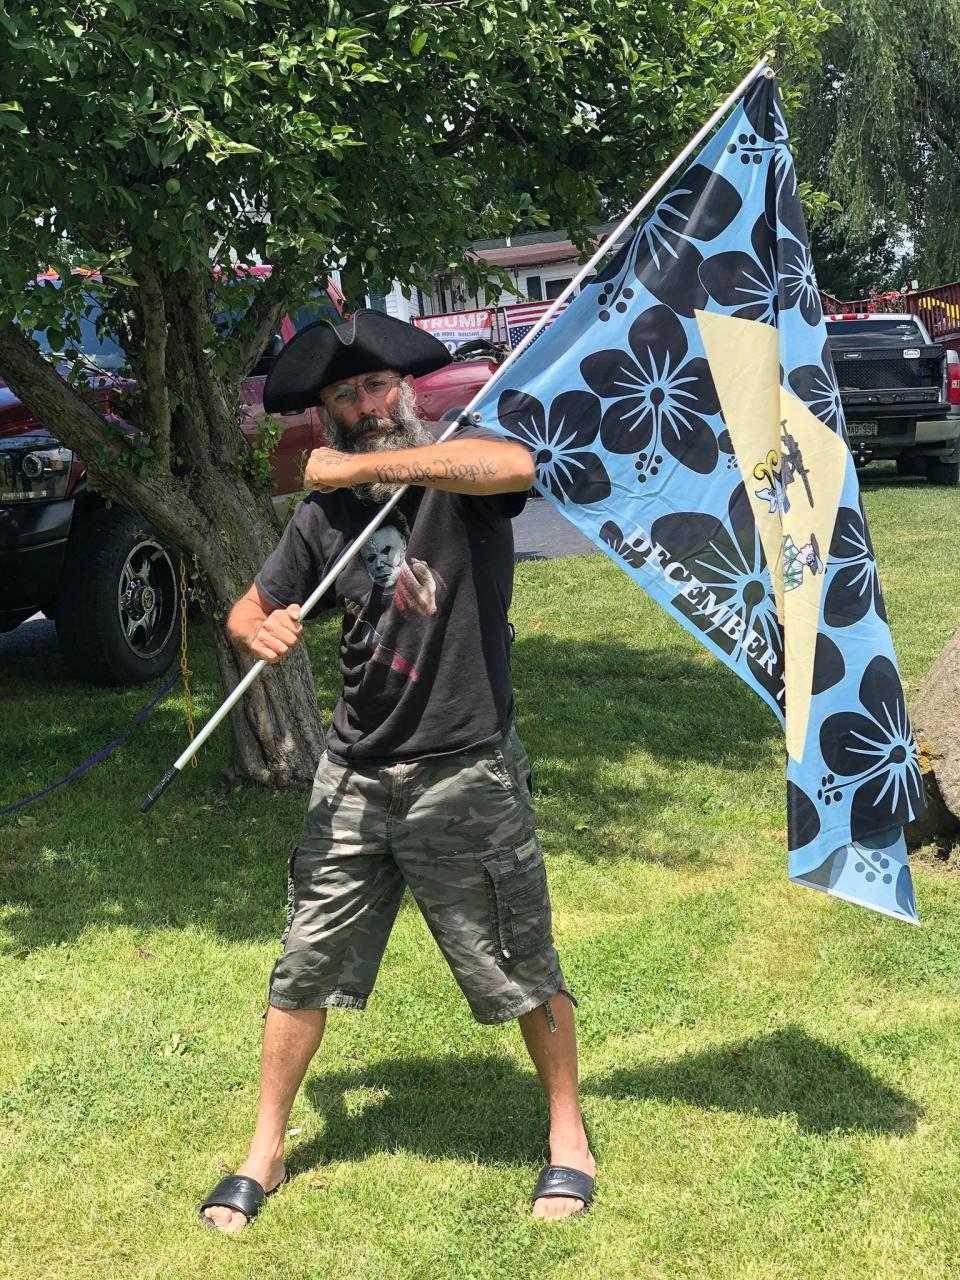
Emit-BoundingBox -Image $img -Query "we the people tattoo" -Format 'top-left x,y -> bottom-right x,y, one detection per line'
372,455 -> 498,485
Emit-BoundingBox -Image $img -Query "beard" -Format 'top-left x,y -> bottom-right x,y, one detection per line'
324,383 -> 435,503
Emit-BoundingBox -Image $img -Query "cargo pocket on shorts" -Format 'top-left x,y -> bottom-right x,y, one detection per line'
281,844 -> 299,947
481,835 -> 552,966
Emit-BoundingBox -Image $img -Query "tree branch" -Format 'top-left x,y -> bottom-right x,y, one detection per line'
238,274 -> 287,379
133,252 -> 172,473
0,321 -> 195,534
0,322 -> 129,476
175,264 -> 242,465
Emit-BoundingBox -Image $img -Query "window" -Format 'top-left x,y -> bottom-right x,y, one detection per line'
545,277 -> 573,301
525,275 -> 543,301
366,288 -> 388,313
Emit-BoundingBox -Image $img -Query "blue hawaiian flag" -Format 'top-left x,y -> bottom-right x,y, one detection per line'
469,71 -> 925,923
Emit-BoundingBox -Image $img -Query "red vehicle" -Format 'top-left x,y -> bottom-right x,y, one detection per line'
0,296 -> 500,684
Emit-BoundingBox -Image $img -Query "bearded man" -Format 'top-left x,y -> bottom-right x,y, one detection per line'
199,310 -> 595,1232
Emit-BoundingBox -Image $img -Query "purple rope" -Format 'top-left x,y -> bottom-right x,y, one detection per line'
0,666 -> 183,817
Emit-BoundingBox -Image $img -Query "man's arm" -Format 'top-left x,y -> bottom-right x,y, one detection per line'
304,437 -> 535,496
227,583 -> 303,663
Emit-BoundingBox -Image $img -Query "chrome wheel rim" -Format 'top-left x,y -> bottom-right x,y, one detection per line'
116,539 -> 178,660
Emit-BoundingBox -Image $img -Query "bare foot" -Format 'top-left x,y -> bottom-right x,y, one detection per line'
532,1142 -> 596,1220
200,1156 -> 287,1234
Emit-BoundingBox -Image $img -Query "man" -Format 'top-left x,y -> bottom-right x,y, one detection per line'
199,310 -> 595,1232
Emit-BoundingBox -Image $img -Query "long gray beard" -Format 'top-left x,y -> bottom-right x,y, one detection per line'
324,385 -> 435,503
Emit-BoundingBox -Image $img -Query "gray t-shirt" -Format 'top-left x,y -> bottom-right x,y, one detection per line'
255,464 -> 526,766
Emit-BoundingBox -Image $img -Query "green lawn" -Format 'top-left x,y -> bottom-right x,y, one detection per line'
2,467 -> 959,1280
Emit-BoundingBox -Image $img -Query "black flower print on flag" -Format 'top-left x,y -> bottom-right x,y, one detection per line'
650,485 -> 784,706
778,238 -> 822,327
581,305 -> 720,477
743,80 -> 806,241
788,340 -> 843,433
699,213 -> 780,325
819,656 -> 924,842
700,213 -> 821,329
824,502 -> 887,627
594,164 -> 743,319
598,520 -> 647,571
496,388 -> 611,505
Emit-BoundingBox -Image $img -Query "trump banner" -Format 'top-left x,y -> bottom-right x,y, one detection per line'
414,309 -> 493,354
468,71 -> 925,923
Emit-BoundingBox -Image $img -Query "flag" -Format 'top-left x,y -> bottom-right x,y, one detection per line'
495,301 -> 570,349
469,72 -> 925,923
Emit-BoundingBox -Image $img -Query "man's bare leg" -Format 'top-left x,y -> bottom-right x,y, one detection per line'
519,996 -> 595,1219
201,1006 -> 327,1233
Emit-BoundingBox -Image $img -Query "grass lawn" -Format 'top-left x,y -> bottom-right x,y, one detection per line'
1,466 -> 959,1280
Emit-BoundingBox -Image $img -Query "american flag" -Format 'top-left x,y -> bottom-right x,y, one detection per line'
496,301 -> 569,349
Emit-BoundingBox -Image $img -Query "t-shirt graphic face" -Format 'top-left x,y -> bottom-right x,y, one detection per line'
254,458 -> 525,765
348,519 -> 447,686
359,524 -> 406,588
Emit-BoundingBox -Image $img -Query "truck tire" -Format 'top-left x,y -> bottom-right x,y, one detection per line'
926,456 -> 960,487
55,507 -> 181,685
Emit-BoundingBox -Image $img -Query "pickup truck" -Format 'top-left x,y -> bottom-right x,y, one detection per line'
0,319 -> 499,686
824,312 -> 960,485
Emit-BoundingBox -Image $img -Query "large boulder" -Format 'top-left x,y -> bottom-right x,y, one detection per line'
906,625 -> 960,846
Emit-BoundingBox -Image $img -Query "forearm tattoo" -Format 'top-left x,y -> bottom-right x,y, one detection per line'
372,454 -> 498,486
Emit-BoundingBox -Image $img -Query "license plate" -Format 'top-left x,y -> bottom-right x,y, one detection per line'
847,421 -> 878,436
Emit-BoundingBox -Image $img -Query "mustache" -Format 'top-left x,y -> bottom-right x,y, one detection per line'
325,390 -> 434,456
323,385 -> 435,502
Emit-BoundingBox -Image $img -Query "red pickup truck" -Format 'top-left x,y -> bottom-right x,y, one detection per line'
0,308 -> 500,685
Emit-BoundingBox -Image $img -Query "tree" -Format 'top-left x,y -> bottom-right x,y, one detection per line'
793,0 -> 960,286
809,214 -> 905,299
0,0 -> 831,786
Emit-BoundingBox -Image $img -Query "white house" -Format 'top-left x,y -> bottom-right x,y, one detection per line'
364,223 -> 619,322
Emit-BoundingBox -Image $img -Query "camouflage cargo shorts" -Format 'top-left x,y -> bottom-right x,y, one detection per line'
268,724 -> 571,1024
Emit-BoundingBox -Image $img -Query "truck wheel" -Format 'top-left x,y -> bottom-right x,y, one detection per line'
55,508 -> 181,685
926,457 -> 960,487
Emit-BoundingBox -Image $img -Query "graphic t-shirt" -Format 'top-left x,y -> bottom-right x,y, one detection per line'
255,451 -> 526,765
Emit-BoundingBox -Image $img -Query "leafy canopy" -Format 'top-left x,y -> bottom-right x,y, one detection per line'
1,0 -> 831,364
794,0 -> 960,286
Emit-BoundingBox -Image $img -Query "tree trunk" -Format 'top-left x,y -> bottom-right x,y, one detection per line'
906,624 -> 960,846
145,464 -> 326,788
211,618 -> 324,788
0,315 -> 326,789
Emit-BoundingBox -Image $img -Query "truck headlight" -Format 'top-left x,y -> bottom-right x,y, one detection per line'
0,437 -> 75,501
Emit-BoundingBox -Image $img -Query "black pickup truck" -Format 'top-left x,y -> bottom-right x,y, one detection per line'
825,313 -> 960,485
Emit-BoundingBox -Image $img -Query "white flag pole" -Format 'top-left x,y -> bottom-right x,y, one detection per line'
472,54 -> 773,394
140,53 -> 773,812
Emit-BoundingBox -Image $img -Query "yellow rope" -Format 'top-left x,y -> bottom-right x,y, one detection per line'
179,557 -> 197,767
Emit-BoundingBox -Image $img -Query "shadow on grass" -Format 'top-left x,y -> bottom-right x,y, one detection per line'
857,464 -> 925,491
1,628 -> 779,948
586,1024 -> 921,1136
512,635 -> 779,774
293,1026 -> 919,1175
301,1052 -> 548,1169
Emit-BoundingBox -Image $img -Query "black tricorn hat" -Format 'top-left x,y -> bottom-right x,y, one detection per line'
263,308 -> 452,413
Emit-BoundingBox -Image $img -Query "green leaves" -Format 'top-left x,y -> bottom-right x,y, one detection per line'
0,0 -> 831,458
215,0 -> 248,20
